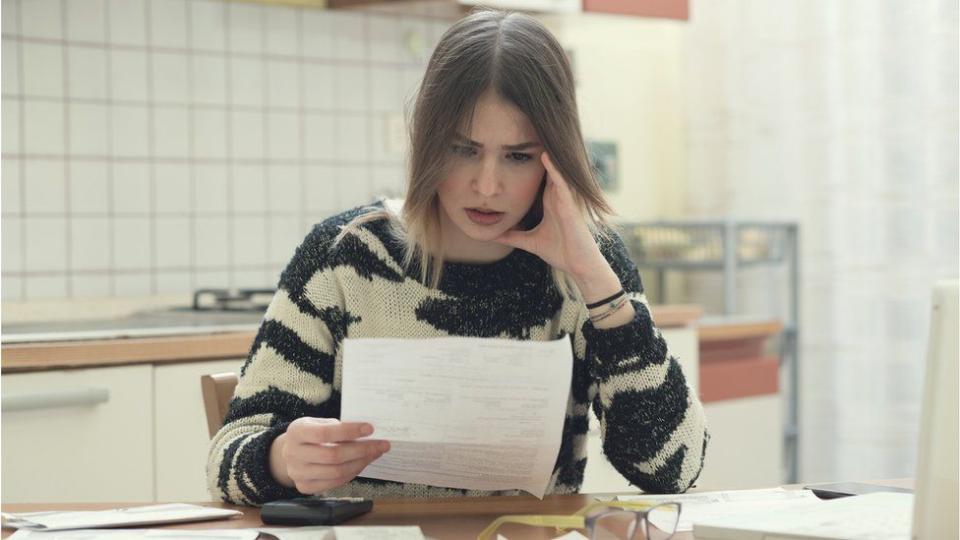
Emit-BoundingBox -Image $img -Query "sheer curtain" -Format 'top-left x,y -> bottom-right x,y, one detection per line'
681,0 -> 959,481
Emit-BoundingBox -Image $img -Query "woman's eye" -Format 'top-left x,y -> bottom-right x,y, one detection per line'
509,152 -> 532,163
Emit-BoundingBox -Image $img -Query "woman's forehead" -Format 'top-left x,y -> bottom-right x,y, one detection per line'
461,91 -> 539,144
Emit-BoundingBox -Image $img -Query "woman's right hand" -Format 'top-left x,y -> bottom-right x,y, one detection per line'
269,417 -> 391,494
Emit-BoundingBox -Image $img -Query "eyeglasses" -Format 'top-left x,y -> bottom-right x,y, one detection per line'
477,500 -> 682,540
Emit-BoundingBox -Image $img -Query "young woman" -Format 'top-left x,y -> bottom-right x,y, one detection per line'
208,9 -> 708,505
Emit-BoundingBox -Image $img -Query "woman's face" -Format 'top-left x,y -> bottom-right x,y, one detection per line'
436,91 -> 546,259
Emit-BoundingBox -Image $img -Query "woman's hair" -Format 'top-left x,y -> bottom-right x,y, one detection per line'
338,8 -> 614,292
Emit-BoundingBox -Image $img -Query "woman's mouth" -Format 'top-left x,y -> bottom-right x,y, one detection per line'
465,208 -> 505,225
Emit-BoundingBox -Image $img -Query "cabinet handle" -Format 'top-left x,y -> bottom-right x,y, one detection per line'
2,388 -> 110,412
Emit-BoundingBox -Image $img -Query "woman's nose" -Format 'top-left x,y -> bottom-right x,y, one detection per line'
473,160 -> 501,197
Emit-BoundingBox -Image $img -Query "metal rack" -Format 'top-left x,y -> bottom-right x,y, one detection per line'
619,220 -> 800,483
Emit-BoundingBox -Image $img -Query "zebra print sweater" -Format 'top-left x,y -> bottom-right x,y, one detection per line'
207,204 -> 709,505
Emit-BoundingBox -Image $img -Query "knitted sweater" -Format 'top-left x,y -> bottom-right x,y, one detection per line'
207,204 -> 709,505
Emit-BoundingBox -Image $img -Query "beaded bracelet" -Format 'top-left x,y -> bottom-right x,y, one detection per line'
588,295 -> 629,323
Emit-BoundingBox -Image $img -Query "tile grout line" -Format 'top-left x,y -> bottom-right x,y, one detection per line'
60,0 -> 73,298
259,4 -> 270,288
223,1 -> 235,290
296,5 -> 308,259
104,0 -> 117,297
146,0 -> 158,295
14,0 -> 27,300
186,0 -> 198,294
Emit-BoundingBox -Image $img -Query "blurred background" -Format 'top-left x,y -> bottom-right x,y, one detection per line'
1,0 -> 957,503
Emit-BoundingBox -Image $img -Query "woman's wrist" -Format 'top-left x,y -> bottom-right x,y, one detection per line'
269,433 -> 295,488
572,258 -> 623,304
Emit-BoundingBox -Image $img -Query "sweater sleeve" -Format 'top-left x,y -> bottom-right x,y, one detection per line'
206,222 -> 355,505
579,231 -> 709,494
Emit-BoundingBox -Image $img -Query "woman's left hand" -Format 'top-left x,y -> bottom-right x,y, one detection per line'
494,151 -> 607,280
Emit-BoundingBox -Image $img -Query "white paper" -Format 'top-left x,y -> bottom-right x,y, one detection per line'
1,504 -> 242,531
7,530 -> 257,539
7,526 -> 423,540
333,526 -> 424,539
340,337 -> 573,498
618,487 -> 821,532
691,492 -> 914,540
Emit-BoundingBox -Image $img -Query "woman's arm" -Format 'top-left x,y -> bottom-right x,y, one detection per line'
206,221 -> 385,505
579,235 -> 709,493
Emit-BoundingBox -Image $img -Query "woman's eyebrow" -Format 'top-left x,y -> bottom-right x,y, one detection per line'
454,134 -> 541,151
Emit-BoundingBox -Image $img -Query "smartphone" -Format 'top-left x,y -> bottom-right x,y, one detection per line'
260,497 -> 373,526
803,482 -> 913,500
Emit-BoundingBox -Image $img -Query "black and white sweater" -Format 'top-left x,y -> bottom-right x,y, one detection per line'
207,204 -> 709,505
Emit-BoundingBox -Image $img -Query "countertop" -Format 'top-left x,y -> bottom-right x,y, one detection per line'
1,299 -> 704,373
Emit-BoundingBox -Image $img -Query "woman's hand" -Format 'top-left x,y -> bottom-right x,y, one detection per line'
495,152 -> 624,305
270,417 -> 390,494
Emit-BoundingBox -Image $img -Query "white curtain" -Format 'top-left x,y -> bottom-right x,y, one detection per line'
682,0 -> 959,481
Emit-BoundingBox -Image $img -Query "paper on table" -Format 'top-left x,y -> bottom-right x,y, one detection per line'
332,526 -> 424,540
7,526 -> 423,540
617,487 -> 822,532
1,504 -> 242,531
691,492 -> 914,540
340,337 -> 573,498
8,529 -> 257,539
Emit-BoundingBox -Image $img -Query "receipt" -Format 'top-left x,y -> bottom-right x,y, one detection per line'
340,337 -> 573,498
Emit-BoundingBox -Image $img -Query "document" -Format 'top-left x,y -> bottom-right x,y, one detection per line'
7,526 -> 424,540
340,337 -> 574,498
1,504 -> 242,531
618,487 -> 822,532
7,531 -> 258,539
691,492 -> 914,540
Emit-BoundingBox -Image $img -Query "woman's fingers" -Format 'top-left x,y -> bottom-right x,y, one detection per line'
292,455 -> 379,495
295,418 -> 374,444
290,450 -> 385,483
293,439 -> 390,465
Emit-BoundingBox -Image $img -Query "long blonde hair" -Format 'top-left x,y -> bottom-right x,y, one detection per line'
338,9 -> 614,294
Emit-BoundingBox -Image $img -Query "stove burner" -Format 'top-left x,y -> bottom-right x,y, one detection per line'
192,288 -> 275,312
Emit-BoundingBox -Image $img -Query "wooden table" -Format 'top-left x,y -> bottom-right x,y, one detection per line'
2,480 -> 913,539
2,494 -> 697,539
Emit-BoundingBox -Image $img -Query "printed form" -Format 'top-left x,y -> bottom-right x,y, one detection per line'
340,337 -> 573,498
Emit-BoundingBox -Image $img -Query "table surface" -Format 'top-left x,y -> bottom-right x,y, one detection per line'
2,480 -> 913,540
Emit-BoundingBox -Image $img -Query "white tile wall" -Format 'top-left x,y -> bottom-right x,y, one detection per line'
2,0 -> 451,300
65,0 -> 106,43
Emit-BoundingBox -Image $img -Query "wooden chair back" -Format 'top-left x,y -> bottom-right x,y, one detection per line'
201,372 -> 239,438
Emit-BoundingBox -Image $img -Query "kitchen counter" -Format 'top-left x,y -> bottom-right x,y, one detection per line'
1,301 -> 703,373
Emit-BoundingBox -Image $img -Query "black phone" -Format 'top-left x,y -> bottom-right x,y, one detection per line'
260,497 -> 373,526
803,481 -> 913,500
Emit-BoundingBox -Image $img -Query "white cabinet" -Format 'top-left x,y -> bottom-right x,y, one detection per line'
1,365 -> 154,503
696,395 -> 782,491
154,359 -> 245,501
580,326 -> 699,494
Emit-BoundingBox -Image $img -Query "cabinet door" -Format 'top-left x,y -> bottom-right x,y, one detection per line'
581,327 -> 700,494
1,365 -> 154,503
696,395 -> 782,491
153,358 -> 245,501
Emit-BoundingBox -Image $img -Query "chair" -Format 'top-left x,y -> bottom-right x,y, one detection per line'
201,372 -> 239,438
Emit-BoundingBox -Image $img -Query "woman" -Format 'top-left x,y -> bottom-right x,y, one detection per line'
208,9 -> 708,505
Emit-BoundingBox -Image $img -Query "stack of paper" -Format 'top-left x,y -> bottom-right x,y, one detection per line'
4,525 -> 425,540
690,492 -> 914,540
1,504 -> 242,531
618,487 -> 823,532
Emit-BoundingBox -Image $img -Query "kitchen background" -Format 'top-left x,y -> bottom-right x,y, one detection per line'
1,0 -> 958,500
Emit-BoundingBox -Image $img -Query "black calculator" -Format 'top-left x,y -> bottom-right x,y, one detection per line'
261,497 -> 373,526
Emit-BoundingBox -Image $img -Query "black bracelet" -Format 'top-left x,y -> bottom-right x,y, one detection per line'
585,289 -> 626,310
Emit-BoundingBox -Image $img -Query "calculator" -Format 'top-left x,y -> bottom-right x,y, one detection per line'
260,497 -> 373,525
